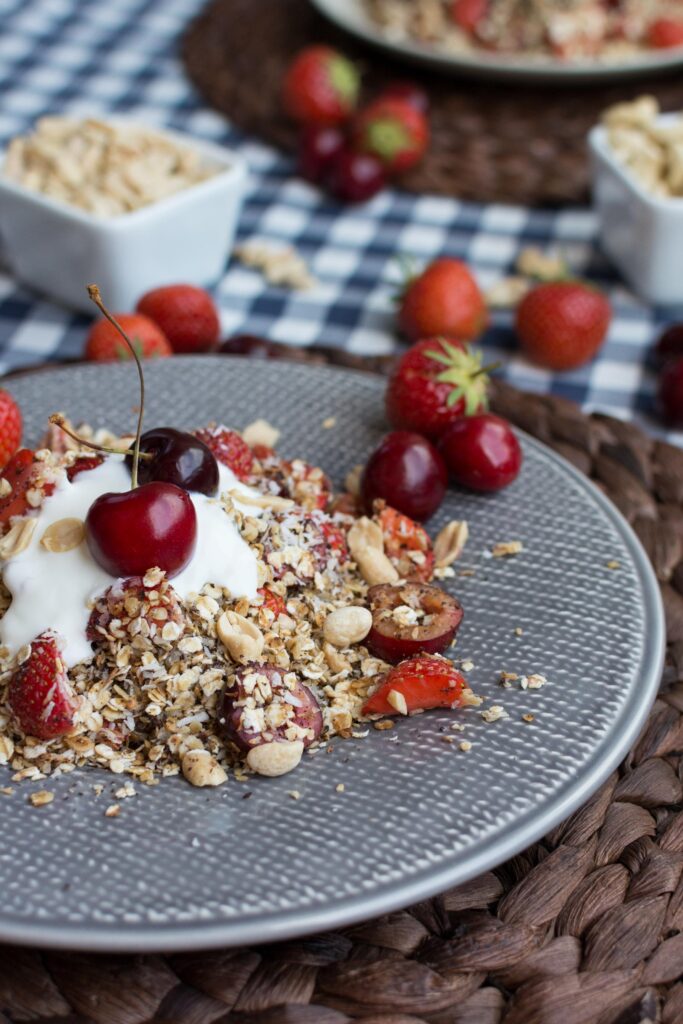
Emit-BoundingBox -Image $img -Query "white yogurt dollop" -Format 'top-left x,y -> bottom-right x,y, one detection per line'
0,457 -> 260,668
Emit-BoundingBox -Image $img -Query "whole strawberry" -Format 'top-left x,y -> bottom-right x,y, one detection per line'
137,284 -> 220,354
386,337 -> 491,441
86,313 -> 171,362
283,46 -> 359,125
0,389 -> 22,470
8,631 -> 78,739
399,258 -> 487,342
648,18 -> 683,48
352,97 -> 429,175
516,281 -> 611,371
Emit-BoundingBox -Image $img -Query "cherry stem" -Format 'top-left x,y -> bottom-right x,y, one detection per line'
87,284 -> 145,489
48,415 -> 153,460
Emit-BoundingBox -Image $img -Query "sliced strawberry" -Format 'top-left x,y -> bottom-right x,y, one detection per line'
0,449 -> 55,529
8,631 -> 78,739
194,426 -> 254,480
376,504 -> 435,582
66,454 -> 104,482
258,586 -> 287,619
363,654 -> 466,717
87,576 -> 185,645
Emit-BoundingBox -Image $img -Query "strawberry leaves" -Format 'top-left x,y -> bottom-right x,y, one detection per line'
425,340 -> 494,415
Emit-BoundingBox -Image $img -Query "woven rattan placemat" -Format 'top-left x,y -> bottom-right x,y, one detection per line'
1,348 -> 682,1023
181,0 -> 683,206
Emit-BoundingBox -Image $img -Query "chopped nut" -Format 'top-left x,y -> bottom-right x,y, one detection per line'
492,540 -> 523,558
0,478 -> 11,498
0,735 -> 14,764
373,720 -> 394,731
356,547 -> 400,587
104,803 -> 121,817
242,419 -> 280,449
288,789 -> 301,800
40,517 -> 85,553
481,705 -> 509,723
335,783 -> 345,792
0,517 -> 36,560
324,606 -> 373,648
433,520 -> 469,568
386,689 -> 408,715
229,489 -> 294,511
606,560 -> 620,570
459,740 -> 472,752
322,417 -> 336,429
522,713 -> 535,723
345,465 -> 363,497
29,789 -> 54,807
247,739 -> 304,777
347,516 -> 384,557
217,611 -> 265,664
181,749 -> 228,787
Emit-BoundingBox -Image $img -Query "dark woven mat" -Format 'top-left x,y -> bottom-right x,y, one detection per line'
180,0 -> 683,206
2,347 -> 683,1023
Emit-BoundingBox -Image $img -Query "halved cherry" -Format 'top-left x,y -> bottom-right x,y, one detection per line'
365,582 -> 463,663
363,654 -> 466,716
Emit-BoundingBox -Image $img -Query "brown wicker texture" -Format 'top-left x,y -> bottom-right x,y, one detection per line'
1,351 -> 683,1023
180,0 -> 683,206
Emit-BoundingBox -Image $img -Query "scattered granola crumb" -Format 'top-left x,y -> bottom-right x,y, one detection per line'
0,786 -> 13,796
459,740 -> 472,752
114,782 -> 136,800
288,790 -> 301,800
499,671 -> 519,688
234,239 -> 317,291
441,735 -> 455,744
492,541 -> 523,558
373,720 -> 394,731
606,560 -> 620,570
459,568 -> 476,577
521,674 -> 547,690
460,659 -> 475,672
481,705 -> 510,723
322,417 -> 336,429
105,803 -> 121,818
29,790 -> 54,807
335,783 -> 345,792
93,784 -> 104,796
522,713 -> 535,723
514,627 -> 524,636
450,722 -> 465,732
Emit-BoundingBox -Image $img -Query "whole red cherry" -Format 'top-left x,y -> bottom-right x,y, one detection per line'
655,323 -> 683,367
298,124 -> 346,183
329,150 -> 386,203
361,431 -> 447,521
86,482 -> 197,578
658,356 -> 683,427
439,414 -> 522,492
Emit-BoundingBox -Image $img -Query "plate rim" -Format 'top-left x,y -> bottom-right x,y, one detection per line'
0,357 -> 666,952
309,0 -> 683,82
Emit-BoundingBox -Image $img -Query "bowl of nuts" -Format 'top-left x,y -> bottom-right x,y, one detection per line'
0,117 -> 247,312
589,96 -> 683,308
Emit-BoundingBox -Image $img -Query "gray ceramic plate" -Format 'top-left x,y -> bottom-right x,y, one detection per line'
0,357 -> 664,952
311,0 -> 683,82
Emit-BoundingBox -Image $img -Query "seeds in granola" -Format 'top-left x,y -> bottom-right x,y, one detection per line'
433,520 -> 469,568
0,518 -> 36,560
246,739 -> 304,777
181,749 -> 228,787
323,606 -> 372,648
217,611 -> 265,664
40,517 -> 85,553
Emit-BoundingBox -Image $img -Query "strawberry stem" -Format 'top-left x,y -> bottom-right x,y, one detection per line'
87,284 -> 145,489
473,361 -> 502,378
48,415 -> 152,461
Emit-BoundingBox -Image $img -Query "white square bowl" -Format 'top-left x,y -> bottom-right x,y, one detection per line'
589,116 -> 683,308
0,121 -> 248,313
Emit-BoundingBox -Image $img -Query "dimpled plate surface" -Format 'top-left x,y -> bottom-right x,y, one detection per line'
0,357 -> 664,952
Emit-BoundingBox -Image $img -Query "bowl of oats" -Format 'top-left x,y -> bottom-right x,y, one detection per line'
590,96 -> 683,306
0,117 -> 247,312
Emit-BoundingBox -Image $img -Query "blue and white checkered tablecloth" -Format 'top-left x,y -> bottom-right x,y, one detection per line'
0,0 -> 681,444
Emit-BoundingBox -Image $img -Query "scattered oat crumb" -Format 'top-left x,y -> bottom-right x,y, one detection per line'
352,729 -> 369,739
521,674 -> 547,690
322,417 -> 336,429
459,568 -> 475,577
114,782 -> 136,799
374,720 -> 394,731
105,803 -> 121,818
0,786 -> 13,796
492,541 -> 523,558
499,671 -> 519,688
336,783 -> 345,792
522,713 -> 535,723
481,705 -> 510,723
606,560 -> 620,570
486,275 -> 531,309
514,627 -> 524,636
234,239 -> 317,291
29,790 -> 54,807
460,659 -> 475,672
92,784 -> 104,796
441,735 -> 455,744
450,722 -> 465,732
288,790 -> 301,801
516,246 -> 568,281
459,740 -> 472,752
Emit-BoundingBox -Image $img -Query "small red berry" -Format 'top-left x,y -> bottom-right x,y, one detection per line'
516,282 -> 611,371
399,258 -> 487,343
329,150 -> 386,203
439,413 -> 522,492
658,357 -> 683,427
298,123 -> 346,184
283,46 -> 359,125
648,18 -> 683,48
362,431 -> 447,521
654,323 -> 683,366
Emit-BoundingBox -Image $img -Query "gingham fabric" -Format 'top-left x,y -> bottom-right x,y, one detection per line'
0,0 -> 680,443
